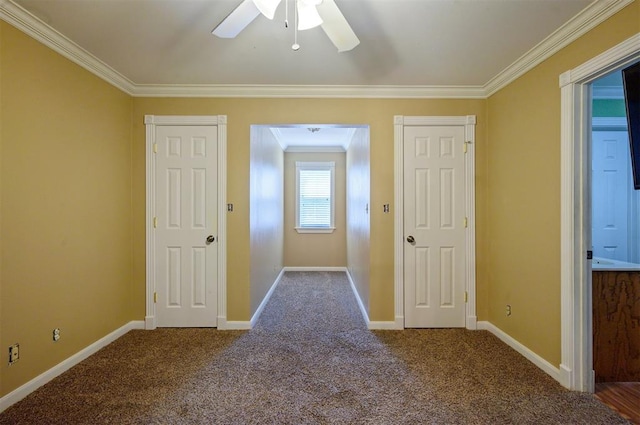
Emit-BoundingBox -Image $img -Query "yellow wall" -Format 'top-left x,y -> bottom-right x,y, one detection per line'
250,126 -> 284,315
0,23 -> 133,396
284,152 -> 347,267
0,22 -> 4,393
346,128 -> 371,312
131,98 -> 488,322
486,3 -> 640,365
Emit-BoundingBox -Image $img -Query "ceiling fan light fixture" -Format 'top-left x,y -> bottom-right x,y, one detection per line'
297,1 -> 323,30
252,0 -> 282,20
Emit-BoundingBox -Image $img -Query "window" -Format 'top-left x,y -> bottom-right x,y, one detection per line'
295,161 -> 335,233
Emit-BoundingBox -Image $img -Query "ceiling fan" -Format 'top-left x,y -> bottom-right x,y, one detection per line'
212,0 -> 360,52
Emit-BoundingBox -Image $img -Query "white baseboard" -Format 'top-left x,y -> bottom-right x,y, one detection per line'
0,320 -> 145,413
477,321 -> 561,383
283,266 -> 347,272
368,321 -> 401,330
345,269 -> 370,324
250,268 -> 285,328
344,269 -> 400,330
221,321 -> 252,330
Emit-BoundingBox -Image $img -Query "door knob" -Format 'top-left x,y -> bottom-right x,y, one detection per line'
206,235 -> 215,245
406,235 -> 415,243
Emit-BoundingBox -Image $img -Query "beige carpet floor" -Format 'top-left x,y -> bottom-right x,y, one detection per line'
0,271 -> 628,424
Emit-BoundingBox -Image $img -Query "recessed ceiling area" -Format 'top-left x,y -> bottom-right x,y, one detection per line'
270,125 -> 362,151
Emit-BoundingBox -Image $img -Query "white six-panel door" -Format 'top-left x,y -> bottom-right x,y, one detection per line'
155,125 -> 218,327
592,130 -> 630,261
403,125 -> 466,328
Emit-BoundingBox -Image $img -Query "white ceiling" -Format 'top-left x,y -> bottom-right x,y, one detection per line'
269,125 -> 361,151
5,0 -> 628,147
10,0 -> 596,89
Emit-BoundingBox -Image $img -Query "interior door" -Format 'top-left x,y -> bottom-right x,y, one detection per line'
592,130 -> 629,261
155,125 -> 218,327
404,125 -> 466,328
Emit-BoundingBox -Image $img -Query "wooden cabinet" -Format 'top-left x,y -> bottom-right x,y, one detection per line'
592,271 -> 640,383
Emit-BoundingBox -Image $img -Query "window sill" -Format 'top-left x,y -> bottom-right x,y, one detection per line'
295,227 -> 335,234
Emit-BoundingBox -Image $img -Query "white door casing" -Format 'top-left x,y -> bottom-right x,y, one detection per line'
559,33 -> 640,391
145,115 -> 227,330
155,125 -> 218,327
403,125 -> 467,327
394,116 -> 477,330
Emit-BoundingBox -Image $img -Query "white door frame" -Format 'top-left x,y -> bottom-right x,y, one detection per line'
559,33 -> 639,391
144,115 -> 228,330
393,115 -> 477,330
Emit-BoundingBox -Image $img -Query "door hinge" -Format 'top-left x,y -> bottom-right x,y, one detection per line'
153,217 -> 158,228
154,292 -> 157,303
464,217 -> 468,228
153,143 -> 158,153
465,291 -> 468,303
463,141 -> 472,153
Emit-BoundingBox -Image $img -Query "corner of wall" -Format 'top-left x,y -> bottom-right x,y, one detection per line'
249,126 -> 285,316
0,18 -> 4,397
128,93 -> 136,323
345,127 -> 371,318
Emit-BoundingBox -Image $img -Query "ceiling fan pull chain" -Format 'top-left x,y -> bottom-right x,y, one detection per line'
284,0 -> 289,28
292,0 -> 300,51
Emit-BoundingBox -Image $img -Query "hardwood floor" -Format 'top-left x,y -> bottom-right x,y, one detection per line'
595,382 -> 640,424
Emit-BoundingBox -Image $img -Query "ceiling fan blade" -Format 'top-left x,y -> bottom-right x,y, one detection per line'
212,0 -> 261,38
316,0 -> 359,52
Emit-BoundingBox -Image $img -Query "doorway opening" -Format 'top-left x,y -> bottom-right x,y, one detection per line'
591,71 -> 640,266
590,66 -> 640,422
248,124 -> 372,326
559,33 -> 640,393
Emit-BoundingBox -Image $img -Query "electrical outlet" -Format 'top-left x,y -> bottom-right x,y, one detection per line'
506,304 -> 512,316
8,344 -> 19,365
53,328 -> 61,342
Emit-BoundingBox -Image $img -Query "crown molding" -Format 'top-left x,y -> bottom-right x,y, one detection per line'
484,0 -> 634,97
0,0 -> 634,99
130,84 -> 486,99
0,0 -> 136,95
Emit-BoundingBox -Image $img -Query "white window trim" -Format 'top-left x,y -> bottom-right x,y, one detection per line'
295,161 -> 336,234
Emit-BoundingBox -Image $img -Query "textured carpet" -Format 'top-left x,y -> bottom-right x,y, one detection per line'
0,271 -> 628,424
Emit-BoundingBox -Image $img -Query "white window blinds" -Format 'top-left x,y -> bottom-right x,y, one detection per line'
296,162 -> 335,232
